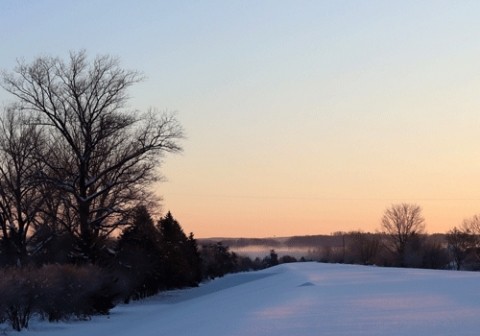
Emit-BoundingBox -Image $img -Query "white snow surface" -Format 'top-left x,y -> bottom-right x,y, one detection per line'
11,262 -> 480,335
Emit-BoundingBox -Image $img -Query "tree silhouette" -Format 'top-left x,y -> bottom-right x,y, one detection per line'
157,212 -> 201,288
446,226 -> 475,270
1,51 -> 183,262
201,242 -> 237,279
381,203 -> 425,267
0,107 -> 45,266
116,206 -> 163,300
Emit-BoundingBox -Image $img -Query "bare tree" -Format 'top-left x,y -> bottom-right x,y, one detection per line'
458,214 -> 480,267
381,203 -> 425,267
1,51 -> 184,261
347,231 -> 381,265
446,226 -> 475,270
462,214 -> 480,243
0,106 -> 45,266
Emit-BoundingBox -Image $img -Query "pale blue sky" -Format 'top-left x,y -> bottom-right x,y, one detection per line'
2,1 -> 480,237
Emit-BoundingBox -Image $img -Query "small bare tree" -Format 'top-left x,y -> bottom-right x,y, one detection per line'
1,51 -> 184,261
462,214 -> 480,243
381,203 -> 425,267
458,214 -> 480,267
446,226 -> 475,270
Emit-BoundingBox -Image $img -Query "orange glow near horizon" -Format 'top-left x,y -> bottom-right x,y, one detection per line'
159,183 -> 480,238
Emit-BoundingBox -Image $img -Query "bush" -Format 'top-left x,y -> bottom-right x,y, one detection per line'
0,268 -> 36,331
36,264 -> 117,321
0,264 -> 117,331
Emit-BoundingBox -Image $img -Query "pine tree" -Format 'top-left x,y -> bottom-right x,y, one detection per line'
116,206 -> 163,300
186,232 -> 202,285
157,212 -> 200,288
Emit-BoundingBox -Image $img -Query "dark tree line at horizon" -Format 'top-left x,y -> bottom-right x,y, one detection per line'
303,204 -> 480,271
213,204 -> 480,271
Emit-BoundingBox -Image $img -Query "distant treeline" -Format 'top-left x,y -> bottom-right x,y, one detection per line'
207,230 -> 480,272
206,204 -> 480,272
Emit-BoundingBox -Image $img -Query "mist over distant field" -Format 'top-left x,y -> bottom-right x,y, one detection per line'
200,232 -> 451,268
199,235 -> 347,260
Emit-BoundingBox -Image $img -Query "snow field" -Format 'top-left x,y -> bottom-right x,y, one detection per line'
14,262 -> 480,336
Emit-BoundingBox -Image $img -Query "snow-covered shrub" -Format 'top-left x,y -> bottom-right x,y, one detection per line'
0,264 -> 117,331
0,267 -> 36,331
35,264 -> 117,321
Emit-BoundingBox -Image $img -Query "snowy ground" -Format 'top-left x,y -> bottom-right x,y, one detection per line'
8,262 -> 480,336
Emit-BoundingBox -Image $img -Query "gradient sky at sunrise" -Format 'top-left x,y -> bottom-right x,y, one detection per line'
2,1 -> 480,237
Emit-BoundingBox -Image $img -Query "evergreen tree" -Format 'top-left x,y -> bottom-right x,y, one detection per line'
116,206 -> 163,300
200,242 -> 237,279
157,212 -> 201,288
262,249 -> 279,268
186,232 -> 203,285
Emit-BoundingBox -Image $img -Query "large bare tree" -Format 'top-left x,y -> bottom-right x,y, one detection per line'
1,51 -> 184,261
381,203 -> 425,266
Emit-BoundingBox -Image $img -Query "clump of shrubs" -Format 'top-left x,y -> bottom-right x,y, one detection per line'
0,264 -> 117,331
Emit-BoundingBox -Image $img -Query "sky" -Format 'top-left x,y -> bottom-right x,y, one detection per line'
1,1 -> 480,237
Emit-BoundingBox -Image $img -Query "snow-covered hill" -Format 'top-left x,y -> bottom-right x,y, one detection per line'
13,263 -> 480,336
